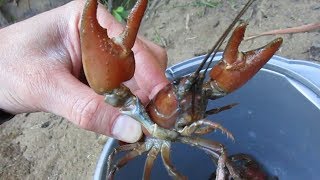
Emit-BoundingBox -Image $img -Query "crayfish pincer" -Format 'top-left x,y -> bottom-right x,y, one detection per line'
80,0 -> 283,179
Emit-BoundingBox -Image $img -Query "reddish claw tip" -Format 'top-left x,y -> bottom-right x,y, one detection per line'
80,0 -> 148,94
210,23 -> 283,93
121,0 -> 148,50
223,22 -> 248,64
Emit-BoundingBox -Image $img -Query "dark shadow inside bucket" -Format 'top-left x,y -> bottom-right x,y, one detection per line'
108,69 -> 320,180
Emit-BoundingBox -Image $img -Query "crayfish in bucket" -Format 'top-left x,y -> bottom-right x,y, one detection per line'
80,0 -> 283,179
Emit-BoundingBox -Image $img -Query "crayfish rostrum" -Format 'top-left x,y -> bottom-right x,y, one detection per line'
80,0 -> 283,179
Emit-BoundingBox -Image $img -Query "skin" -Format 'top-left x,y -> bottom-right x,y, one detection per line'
0,0 -> 169,143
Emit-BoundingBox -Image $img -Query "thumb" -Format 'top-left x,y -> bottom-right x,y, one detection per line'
44,73 -> 142,143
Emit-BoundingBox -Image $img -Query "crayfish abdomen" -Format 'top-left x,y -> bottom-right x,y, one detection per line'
80,0 -> 283,179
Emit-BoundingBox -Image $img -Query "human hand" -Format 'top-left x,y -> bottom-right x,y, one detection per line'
0,1 -> 168,143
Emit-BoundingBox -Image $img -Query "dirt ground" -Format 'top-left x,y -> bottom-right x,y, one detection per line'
0,0 -> 319,179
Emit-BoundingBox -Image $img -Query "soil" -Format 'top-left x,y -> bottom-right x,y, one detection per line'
0,0 -> 319,179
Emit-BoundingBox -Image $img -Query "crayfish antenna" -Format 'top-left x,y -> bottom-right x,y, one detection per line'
207,22 -> 283,95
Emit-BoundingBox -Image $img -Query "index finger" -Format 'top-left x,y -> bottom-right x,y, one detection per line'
132,38 -> 169,99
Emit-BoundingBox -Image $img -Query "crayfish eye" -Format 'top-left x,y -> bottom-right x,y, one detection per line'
173,79 -> 181,85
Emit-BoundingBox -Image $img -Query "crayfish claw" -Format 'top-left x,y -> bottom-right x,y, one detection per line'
208,22 -> 283,95
80,0 -> 148,94
223,22 -> 248,65
120,0 -> 148,50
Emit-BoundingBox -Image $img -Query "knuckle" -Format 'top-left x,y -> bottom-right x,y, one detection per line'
159,47 -> 168,65
156,45 -> 167,58
72,96 -> 100,131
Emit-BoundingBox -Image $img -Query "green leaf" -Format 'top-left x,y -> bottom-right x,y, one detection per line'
115,6 -> 125,13
121,10 -> 129,19
112,11 -> 123,22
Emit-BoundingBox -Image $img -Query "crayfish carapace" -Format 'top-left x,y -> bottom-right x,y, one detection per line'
80,0 -> 283,179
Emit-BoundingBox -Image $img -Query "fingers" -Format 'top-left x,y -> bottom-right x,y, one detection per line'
44,72 -> 142,143
138,36 -> 168,71
132,39 -> 169,99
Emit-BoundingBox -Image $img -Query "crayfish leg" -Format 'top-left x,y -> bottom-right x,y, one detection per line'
161,142 -> 187,180
107,142 -> 143,175
107,142 -> 150,179
205,103 -> 239,116
179,119 -> 234,141
206,22 -> 283,96
143,146 -> 160,180
178,136 -> 242,180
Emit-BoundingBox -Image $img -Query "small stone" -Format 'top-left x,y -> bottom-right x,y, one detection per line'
309,41 -> 320,61
40,121 -> 51,128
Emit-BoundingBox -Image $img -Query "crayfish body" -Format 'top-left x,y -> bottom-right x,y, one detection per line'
80,0 -> 283,179
210,154 -> 279,180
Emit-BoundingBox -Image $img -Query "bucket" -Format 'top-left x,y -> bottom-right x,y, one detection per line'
94,53 -> 320,180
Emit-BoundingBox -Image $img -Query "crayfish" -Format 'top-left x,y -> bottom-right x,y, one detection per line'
80,0 -> 283,179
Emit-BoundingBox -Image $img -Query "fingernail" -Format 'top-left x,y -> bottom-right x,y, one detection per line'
112,115 -> 142,143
